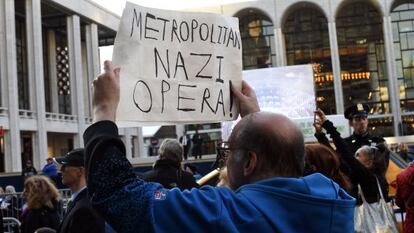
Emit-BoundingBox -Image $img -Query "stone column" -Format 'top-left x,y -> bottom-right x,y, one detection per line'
0,0 -> 22,172
124,129 -> 132,160
274,28 -> 286,66
47,30 -> 59,113
26,0 -> 48,168
67,15 -> 85,147
383,15 -> 400,136
328,21 -> 344,114
137,127 -> 145,158
85,23 -> 100,118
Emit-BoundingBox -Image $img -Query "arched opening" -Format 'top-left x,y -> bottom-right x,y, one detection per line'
282,4 -> 334,114
391,0 -> 414,135
336,1 -> 393,136
235,8 -> 275,70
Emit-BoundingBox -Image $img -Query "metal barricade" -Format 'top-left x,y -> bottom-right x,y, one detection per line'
1,188 -> 71,232
3,217 -> 21,233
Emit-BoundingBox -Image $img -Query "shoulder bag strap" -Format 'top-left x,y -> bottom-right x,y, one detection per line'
375,176 -> 385,201
358,184 -> 368,204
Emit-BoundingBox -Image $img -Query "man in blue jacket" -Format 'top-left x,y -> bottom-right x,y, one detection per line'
84,61 -> 355,233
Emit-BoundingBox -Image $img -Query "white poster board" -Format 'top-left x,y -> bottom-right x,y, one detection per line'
243,65 -> 316,118
221,65 -> 351,141
112,2 -> 242,126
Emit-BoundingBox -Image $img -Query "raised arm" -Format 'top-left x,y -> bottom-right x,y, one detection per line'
315,109 -> 370,180
313,118 -> 333,150
85,61 -> 161,233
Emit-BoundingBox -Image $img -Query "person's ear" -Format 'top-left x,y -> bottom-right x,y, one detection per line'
244,151 -> 257,176
78,167 -> 85,177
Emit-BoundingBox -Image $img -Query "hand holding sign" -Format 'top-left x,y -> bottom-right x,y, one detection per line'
231,80 -> 260,117
92,61 -> 121,123
112,2 -> 242,125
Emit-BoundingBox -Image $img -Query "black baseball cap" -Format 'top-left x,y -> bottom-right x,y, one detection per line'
54,148 -> 84,167
344,103 -> 369,120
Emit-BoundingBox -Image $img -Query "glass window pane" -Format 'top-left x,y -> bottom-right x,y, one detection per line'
408,32 -> 414,49
401,33 -> 409,50
238,11 -> 275,70
400,11 -> 414,20
336,2 -> 388,114
369,117 -> 394,137
402,50 -> 414,67
393,3 -> 414,114
394,43 -> 402,59
397,60 -> 404,78
399,21 -> 413,32
283,7 -> 334,114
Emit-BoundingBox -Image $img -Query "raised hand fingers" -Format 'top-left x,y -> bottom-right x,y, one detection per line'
104,60 -> 113,73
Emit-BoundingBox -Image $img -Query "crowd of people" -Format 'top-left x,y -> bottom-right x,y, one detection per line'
3,60 -> 414,232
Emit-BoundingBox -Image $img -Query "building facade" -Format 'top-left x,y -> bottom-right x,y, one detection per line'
187,0 -> 414,142
0,0 -> 145,173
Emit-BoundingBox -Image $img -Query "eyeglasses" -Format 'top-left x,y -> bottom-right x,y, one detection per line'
215,142 -> 231,169
215,142 -> 247,169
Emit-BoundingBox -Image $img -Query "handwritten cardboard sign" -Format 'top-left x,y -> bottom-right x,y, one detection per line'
112,2 -> 242,125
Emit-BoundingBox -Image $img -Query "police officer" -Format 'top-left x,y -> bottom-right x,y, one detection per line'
343,103 -> 385,154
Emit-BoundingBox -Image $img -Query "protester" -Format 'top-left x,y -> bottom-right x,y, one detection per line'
3,185 -> 19,219
395,162 -> 414,233
304,144 -> 352,192
192,128 -> 203,159
397,143 -> 411,162
55,148 -> 105,233
179,130 -> 191,160
314,109 -> 389,203
20,175 -> 61,233
83,61 -> 355,233
343,103 -> 386,154
143,139 -> 199,190
22,160 -> 38,181
42,158 -> 59,184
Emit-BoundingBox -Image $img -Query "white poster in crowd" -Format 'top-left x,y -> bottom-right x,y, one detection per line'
112,2 -> 242,126
296,115 -> 351,143
221,65 -> 351,142
243,65 -> 316,118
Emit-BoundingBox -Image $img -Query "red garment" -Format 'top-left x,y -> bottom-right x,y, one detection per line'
396,163 -> 414,233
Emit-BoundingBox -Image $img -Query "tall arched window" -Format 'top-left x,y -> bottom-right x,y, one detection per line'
16,16 -> 30,110
236,9 -> 275,70
391,0 -> 414,135
283,5 -> 334,114
337,2 -> 393,136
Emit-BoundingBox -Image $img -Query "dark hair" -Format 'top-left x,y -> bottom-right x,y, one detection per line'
357,143 -> 389,175
231,113 -> 305,177
305,144 -> 352,192
372,143 -> 389,176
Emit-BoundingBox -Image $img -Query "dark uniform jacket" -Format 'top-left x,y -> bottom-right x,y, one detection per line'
58,188 -> 105,233
344,133 -> 385,155
317,120 -> 389,204
143,159 -> 199,190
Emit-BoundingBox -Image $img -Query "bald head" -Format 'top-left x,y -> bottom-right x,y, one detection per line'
229,112 -> 305,179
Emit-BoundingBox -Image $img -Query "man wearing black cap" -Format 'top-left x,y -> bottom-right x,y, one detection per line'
343,103 -> 385,154
55,148 -> 105,233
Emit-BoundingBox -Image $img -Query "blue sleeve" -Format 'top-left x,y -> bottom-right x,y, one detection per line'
83,121 -> 163,233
